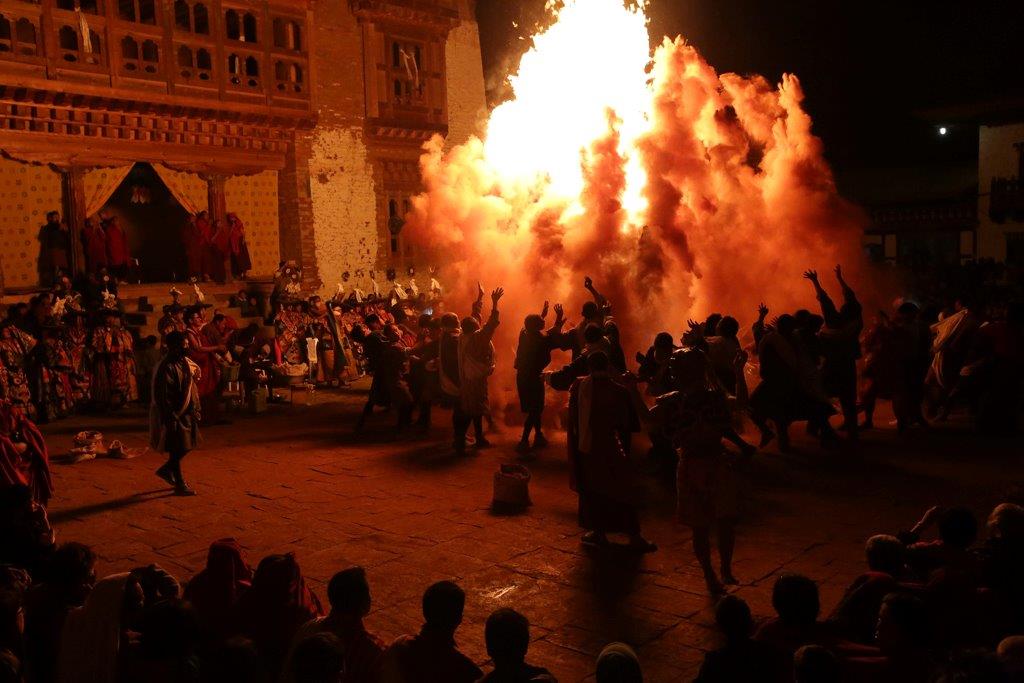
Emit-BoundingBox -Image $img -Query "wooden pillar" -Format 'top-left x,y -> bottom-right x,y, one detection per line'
61,166 -> 87,277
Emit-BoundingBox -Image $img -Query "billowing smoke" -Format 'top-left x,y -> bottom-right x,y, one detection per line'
406,0 -> 870,414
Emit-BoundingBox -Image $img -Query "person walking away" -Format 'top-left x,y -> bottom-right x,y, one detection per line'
150,331 -> 201,496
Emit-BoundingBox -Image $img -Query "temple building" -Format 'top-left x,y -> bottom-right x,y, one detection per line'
0,0 -> 486,290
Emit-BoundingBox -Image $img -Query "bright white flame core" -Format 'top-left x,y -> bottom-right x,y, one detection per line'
483,0 -> 652,216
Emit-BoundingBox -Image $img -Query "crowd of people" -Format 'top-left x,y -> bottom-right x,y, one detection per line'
36,209 -> 252,288
1,251 -> 1023,680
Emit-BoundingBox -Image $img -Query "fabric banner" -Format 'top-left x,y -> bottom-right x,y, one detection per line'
153,164 -> 207,215
83,165 -> 133,217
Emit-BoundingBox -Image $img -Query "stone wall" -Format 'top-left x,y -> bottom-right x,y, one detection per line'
225,171 -> 281,277
445,1 -> 487,149
0,157 -> 63,290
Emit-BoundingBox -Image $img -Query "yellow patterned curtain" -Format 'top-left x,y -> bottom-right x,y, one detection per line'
83,165 -> 134,217
153,164 -> 207,215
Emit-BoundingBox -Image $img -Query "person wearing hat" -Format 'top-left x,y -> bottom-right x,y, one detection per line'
89,308 -> 138,411
150,330 -> 201,496
157,303 -> 186,349
61,306 -> 93,409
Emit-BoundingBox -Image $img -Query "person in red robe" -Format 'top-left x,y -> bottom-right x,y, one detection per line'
103,217 -> 130,282
81,218 -> 108,275
226,213 -> 252,279
195,210 -> 214,281
0,398 -> 53,507
209,219 -> 230,283
184,538 -> 252,642
182,215 -> 205,281
185,305 -> 225,425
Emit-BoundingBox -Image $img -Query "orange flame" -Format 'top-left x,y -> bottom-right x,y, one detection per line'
407,0 -> 868,408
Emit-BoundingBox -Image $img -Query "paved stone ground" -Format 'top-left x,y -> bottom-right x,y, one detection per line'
41,382 -> 1022,682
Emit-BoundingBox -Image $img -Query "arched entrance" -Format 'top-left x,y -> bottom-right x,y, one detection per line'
99,162 -> 190,282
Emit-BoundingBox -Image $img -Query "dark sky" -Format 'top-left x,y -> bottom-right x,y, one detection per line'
475,0 -> 1024,203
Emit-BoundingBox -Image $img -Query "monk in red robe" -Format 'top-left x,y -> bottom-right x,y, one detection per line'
210,219 -> 230,283
0,399 -> 53,506
104,217 -> 130,281
185,305 -> 225,425
226,213 -> 252,279
183,215 -> 205,280
81,218 -> 108,275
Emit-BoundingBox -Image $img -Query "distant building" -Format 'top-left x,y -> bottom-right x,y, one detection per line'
979,121 -> 1024,264
0,0 -> 486,290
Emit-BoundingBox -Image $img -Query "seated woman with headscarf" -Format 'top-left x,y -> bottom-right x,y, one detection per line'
232,553 -> 323,678
184,538 -> 252,643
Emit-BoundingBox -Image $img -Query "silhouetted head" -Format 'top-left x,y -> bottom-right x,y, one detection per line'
485,608 -> 530,669
47,542 -> 96,605
165,331 -> 187,357
584,323 -> 605,345
327,567 -> 370,618
582,301 -> 599,320
865,535 -> 905,575
364,313 -> 382,330
704,313 -> 722,336
140,599 -> 199,659
715,595 -> 753,643
588,350 -> 610,374
716,316 -> 739,338
440,313 -> 460,331
461,316 -> 480,333
776,314 -> 796,337
794,645 -> 839,683
290,632 -> 343,683
876,592 -> 929,654
988,503 -> 1024,543
938,507 -> 978,549
670,348 -> 711,393
524,314 -> 544,333
772,574 -> 820,627
422,581 -> 465,634
595,642 -> 642,683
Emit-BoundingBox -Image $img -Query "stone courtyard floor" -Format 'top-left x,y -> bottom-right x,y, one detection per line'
41,382 -> 1022,681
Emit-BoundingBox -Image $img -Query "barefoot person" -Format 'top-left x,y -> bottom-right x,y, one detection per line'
150,331 -> 201,496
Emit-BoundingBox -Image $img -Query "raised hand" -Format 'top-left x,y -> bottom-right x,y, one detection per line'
476,282 -> 485,301
802,269 -> 818,282
834,264 -> 843,279
541,300 -> 550,319
757,302 -> 769,319
553,303 -> 564,320
491,287 -> 505,304
584,276 -> 594,290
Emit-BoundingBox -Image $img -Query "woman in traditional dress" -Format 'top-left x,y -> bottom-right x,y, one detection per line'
35,322 -> 75,422
226,213 -> 252,279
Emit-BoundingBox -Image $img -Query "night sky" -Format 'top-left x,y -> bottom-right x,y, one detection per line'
475,0 -> 1024,204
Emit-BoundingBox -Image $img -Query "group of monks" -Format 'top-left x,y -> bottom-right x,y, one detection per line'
182,211 -> 252,282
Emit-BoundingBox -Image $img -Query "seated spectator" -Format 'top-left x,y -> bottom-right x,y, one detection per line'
23,542 -> 95,683
200,636 -> 268,683
479,608 -> 556,682
233,554 -> 323,679
0,650 -> 19,683
828,535 -> 908,644
55,573 -> 134,683
284,566 -> 384,683
184,539 -> 252,642
594,642 -> 642,683
793,645 -> 839,683
119,599 -> 200,683
978,503 -> 1024,636
998,636 -> 1024,682
841,592 -> 937,683
381,580 -> 482,683
0,588 -> 23,680
0,484 -> 55,575
754,573 -> 829,674
932,648 -> 1005,683
898,506 -> 980,581
695,595 -> 781,682
290,632 -> 343,683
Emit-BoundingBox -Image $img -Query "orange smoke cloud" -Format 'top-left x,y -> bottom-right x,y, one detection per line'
406,0 -> 870,409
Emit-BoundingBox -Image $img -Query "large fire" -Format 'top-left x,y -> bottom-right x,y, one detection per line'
407,0 -> 867,404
